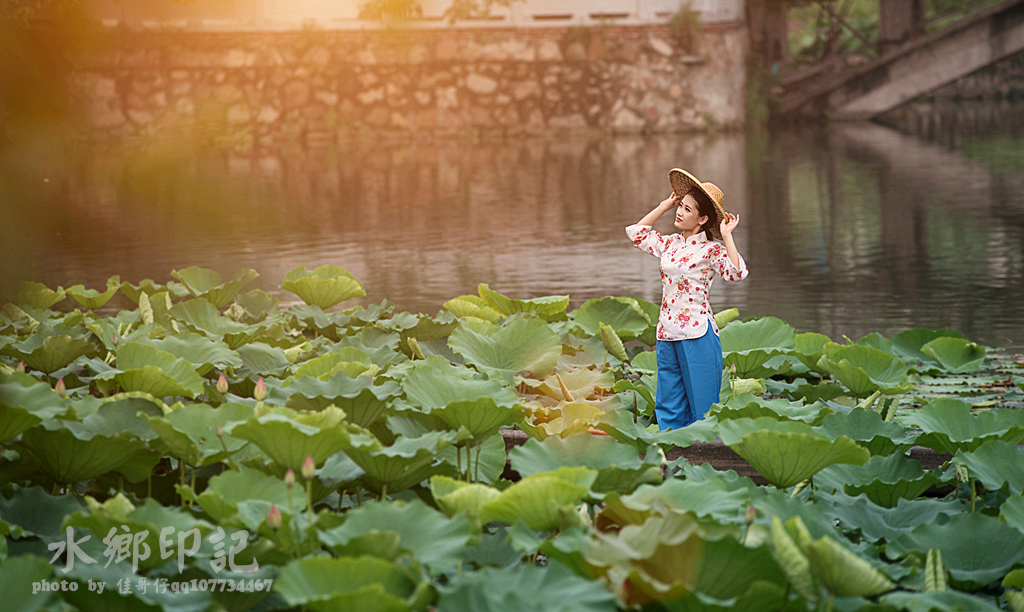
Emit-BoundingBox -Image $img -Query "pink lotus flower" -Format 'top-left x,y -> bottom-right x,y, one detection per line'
285,468 -> 296,489
217,372 -> 229,394
16,361 -> 25,373
254,377 -> 266,401
54,377 -> 66,398
302,455 -> 316,480
267,504 -> 282,530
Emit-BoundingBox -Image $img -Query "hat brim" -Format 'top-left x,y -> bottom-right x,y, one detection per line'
668,168 -> 727,241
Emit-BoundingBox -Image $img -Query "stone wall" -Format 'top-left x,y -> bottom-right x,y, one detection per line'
74,23 -> 748,148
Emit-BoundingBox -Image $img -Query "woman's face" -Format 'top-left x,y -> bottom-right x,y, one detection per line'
673,193 -> 709,233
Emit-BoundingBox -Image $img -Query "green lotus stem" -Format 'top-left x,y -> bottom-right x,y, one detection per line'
456,446 -> 462,480
474,443 -> 482,483
305,480 -> 314,517
970,478 -> 977,513
380,483 -> 388,502
147,474 -> 152,499
780,583 -> 790,611
357,489 -> 362,507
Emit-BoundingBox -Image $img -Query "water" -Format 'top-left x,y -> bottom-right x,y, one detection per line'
4,107 -> 1024,351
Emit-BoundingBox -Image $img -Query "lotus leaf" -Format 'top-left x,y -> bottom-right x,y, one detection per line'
597,322 -> 627,362
16,408 -> 158,485
65,277 -> 119,310
720,317 -> 797,378
881,591 -> 1002,612
510,433 -> 663,495
815,408 -> 917,456
612,377 -> 655,416
64,494 -> 214,572
319,500 -> 471,573
891,328 -> 966,366
400,355 -> 518,410
817,343 -> 910,398
170,298 -> 265,349
0,372 -> 74,442
2,324 -> 94,375
595,408 -> 718,453
805,534 -> 896,597
790,332 -> 833,373
482,467 -> 596,531
531,402 -> 603,439
274,555 -> 433,612
196,467 -> 293,525
476,284 -> 569,319
92,342 -> 204,398
953,441 -> 1024,495
528,368 -> 616,402
15,281 -> 65,310
232,289 -> 280,322
898,399 -> 1024,454
886,512 -> 1024,588
573,296 -> 652,341
718,417 -> 870,489
437,562 -> 617,612
285,373 -> 400,428
631,350 -> 657,374
920,337 -> 988,374
813,453 -> 940,508
448,316 -> 561,383
280,265 -> 365,310
289,347 -> 375,382
443,294 -> 504,323
119,279 -> 190,304
431,476 -> 503,536
607,477 -> 760,527
0,554 -> 56,612
134,332 -> 242,376
1001,494 -> 1024,536
236,342 -> 291,378
819,494 -> 961,545
171,267 -> 259,310
0,486 -> 88,544
714,307 -> 739,329
227,407 -> 362,471
345,430 -> 453,496
711,393 -> 834,425
430,399 -> 519,444
141,402 -> 253,468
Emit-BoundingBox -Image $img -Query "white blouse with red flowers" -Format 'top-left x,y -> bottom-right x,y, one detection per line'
625,224 -> 748,341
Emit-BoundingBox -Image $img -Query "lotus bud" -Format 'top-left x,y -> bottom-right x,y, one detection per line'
267,504 -> 282,531
16,361 -> 25,373
285,468 -> 296,489
215,425 -> 223,439
745,504 -> 756,527
254,377 -> 266,401
302,455 -> 316,480
730,363 -> 737,374
54,377 -> 67,398
217,372 -> 229,394
112,332 -> 119,346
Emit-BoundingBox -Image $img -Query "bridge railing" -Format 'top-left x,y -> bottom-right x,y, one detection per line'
83,0 -> 744,30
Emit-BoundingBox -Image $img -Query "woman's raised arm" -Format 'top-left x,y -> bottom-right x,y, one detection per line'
636,192 -> 682,226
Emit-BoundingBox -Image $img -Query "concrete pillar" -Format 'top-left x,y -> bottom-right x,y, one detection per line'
878,0 -> 924,54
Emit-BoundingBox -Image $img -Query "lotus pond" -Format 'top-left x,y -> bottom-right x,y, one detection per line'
2,265 -> 1024,612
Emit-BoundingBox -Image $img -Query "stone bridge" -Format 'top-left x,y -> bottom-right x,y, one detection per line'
782,0 -> 1024,120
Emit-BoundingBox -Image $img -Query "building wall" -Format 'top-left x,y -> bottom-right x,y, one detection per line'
75,22 -> 749,147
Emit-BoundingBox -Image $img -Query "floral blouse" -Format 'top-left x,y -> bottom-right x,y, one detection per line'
625,224 -> 748,341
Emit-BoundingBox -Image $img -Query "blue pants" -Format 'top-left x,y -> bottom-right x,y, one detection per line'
655,327 -> 722,430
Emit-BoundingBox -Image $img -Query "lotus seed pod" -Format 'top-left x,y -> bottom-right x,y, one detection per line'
267,504 -> 282,530
285,468 -> 296,489
217,372 -> 229,394
254,376 -> 267,401
54,377 -> 66,398
302,455 -> 316,480
16,361 -> 25,373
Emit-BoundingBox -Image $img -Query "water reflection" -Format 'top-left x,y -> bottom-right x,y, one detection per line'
4,114 -> 1024,351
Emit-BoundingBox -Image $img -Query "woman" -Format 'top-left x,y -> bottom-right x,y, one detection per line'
624,168 -> 748,430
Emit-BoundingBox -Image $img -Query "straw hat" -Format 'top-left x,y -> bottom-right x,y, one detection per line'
668,168 -> 727,241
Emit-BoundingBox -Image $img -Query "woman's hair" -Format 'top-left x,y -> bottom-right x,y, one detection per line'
687,188 -> 715,231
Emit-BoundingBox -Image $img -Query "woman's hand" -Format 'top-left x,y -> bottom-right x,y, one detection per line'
659,192 -> 682,211
720,212 -> 740,236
